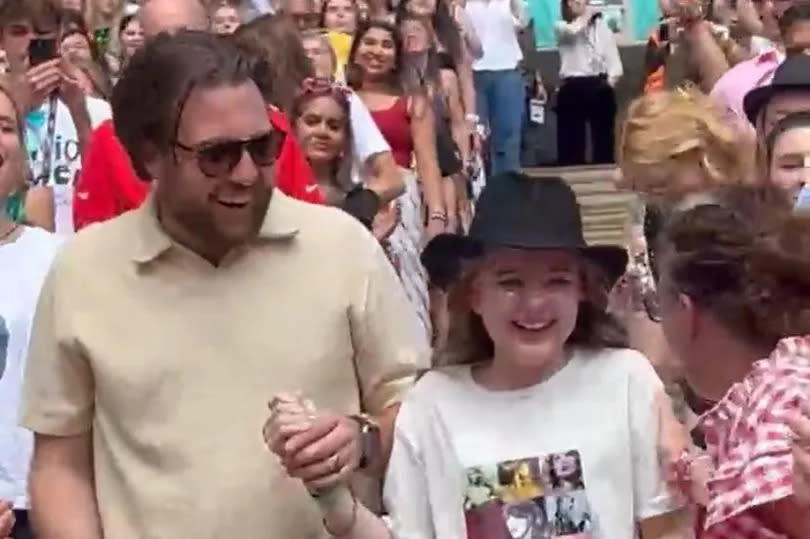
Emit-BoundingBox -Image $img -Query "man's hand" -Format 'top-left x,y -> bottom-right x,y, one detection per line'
24,59 -> 62,111
789,409 -> 810,506
281,414 -> 362,492
0,500 -> 14,538
264,395 -> 363,492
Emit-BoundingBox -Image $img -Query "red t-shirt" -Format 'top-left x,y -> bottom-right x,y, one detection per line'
73,109 -> 321,231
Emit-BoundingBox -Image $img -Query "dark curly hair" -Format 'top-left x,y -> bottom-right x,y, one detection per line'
112,30 -> 271,180
659,185 -> 810,352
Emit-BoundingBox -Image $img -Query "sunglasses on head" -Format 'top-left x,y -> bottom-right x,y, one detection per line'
173,131 -> 284,178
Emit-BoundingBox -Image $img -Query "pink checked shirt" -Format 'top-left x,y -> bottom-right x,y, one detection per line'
710,50 -> 784,128
684,337 -> 810,538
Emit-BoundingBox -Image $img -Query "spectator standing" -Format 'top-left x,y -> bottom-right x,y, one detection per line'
320,0 -> 359,80
348,20 -> 447,338
554,0 -> 622,166
660,185 -> 810,536
710,1 -> 809,130
85,0 -> 124,55
465,0 -> 528,175
71,0 -> 209,230
763,112 -> 810,201
21,30 -> 429,538
211,1 -> 243,34
0,0 -> 112,234
0,77 -> 63,539
265,174 -> 692,539
107,13 -> 144,81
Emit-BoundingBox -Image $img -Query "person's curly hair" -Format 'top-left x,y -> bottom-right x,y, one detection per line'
660,184 -> 810,352
112,30 -> 271,181
617,85 -> 755,194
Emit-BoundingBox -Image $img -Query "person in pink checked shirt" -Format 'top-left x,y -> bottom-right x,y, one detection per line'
656,184 -> 810,538
789,406 -> 810,507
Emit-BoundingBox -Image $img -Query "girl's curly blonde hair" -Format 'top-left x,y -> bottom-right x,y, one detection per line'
617,85 -> 755,193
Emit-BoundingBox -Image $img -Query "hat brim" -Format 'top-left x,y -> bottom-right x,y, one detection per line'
421,233 -> 628,290
742,82 -> 810,125
743,85 -> 774,125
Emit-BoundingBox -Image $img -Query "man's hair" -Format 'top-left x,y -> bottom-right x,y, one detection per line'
780,2 -> 810,37
0,0 -> 61,30
112,30 -> 269,180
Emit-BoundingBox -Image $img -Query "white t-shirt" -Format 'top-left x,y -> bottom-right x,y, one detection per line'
384,347 -> 680,539
26,96 -> 113,235
349,91 -> 391,183
0,227 -> 64,509
555,16 -> 623,83
466,0 -> 525,71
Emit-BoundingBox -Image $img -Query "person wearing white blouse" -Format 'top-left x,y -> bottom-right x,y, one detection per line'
465,0 -> 530,175
554,0 -> 622,166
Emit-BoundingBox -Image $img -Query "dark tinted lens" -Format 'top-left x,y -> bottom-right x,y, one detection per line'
246,133 -> 281,166
197,141 -> 243,177
9,24 -> 30,37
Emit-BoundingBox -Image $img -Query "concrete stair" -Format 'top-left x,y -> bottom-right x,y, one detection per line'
522,165 -> 636,247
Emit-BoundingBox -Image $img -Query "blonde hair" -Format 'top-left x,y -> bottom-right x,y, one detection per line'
85,0 -> 124,30
617,85 -> 754,192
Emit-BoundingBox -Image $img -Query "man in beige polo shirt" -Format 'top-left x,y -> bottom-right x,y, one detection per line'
21,31 -> 429,538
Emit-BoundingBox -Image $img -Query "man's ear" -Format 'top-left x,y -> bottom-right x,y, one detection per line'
679,292 -> 700,341
139,141 -> 164,182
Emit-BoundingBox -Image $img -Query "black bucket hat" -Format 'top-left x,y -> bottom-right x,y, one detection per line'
421,173 -> 628,289
743,55 -> 810,125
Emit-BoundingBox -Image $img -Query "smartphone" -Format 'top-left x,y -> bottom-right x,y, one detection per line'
28,38 -> 58,67
659,21 -> 670,42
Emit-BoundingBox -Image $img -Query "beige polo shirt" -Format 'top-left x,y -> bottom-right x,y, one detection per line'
21,191 -> 430,538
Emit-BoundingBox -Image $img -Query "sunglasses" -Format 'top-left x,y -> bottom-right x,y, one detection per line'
173,131 -> 284,178
7,24 -> 32,37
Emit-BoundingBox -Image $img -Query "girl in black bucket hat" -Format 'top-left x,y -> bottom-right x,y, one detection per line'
263,172 -> 693,539
259,173 -> 691,538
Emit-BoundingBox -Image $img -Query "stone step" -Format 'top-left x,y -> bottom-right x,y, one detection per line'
522,166 -> 635,247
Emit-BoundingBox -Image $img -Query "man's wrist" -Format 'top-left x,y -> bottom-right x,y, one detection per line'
349,414 -> 381,470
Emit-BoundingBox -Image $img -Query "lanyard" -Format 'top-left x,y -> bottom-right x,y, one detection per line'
35,94 -> 59,185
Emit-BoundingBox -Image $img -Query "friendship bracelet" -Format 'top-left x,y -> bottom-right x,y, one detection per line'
322,490 -> 358,537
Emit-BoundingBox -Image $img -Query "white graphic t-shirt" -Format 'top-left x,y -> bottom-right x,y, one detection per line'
26,96 -> 113,234
384,348 -> 681,539
0,227 -> 64,509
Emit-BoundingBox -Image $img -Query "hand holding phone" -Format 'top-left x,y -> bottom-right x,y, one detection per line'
28,37 -> 58,67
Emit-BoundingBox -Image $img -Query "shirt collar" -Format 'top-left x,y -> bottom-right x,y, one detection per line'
131,189 -> 300,264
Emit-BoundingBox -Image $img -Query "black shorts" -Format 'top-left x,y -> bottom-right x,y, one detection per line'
436,126 -> 463,177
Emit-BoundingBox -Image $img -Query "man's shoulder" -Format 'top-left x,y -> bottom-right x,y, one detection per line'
278,193 -> 375,247
54,210 -> 140,270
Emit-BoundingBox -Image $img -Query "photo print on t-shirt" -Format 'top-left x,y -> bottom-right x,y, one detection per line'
463,450 -> 595,539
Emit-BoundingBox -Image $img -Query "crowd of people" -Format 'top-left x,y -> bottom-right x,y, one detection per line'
0,0 -> 810,538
